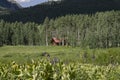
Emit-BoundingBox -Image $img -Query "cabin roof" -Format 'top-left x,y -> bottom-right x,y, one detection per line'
52,37 -> 61,43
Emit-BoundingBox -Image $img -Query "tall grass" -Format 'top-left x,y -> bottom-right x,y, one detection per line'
0,46 -> 120,65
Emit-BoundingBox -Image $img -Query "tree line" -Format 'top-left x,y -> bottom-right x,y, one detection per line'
0,11 -> 120,48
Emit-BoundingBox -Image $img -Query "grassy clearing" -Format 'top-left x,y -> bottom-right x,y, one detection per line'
0,46 -> 120,65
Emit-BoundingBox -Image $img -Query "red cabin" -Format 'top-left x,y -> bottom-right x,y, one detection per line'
51,37 -> 61,45
51,37 -> 68,46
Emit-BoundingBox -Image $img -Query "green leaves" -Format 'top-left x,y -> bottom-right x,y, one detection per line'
0,59 -> 120,80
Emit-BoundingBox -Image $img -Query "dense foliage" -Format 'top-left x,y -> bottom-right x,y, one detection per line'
0,59 -> 120,80
0,11 -> 120,48
0,0 -> 120,23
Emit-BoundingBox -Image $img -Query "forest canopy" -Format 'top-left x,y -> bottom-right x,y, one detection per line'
0,11 -> 120,48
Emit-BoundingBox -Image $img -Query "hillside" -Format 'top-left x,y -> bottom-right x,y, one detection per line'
0,6 -> 9,15
0,0 -> 21,10
0,0 -> 120,23
0,0 -> 21,15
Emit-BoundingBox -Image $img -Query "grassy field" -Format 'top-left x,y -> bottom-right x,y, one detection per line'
0,46 -> 120,79
0,46 -> 120,65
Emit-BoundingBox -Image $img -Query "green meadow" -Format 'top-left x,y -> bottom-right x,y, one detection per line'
0,46 -> 120,79
0,46 -> 120,65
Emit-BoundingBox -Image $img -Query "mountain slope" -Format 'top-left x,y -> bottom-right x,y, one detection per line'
0,6 -> 11,15
0,0 -> 120,23
0,0 -> 21,10
0,0 -> 22,15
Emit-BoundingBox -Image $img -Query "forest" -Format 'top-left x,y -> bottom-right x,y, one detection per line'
0,0 -> 120,23
0,10 -> 120,48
